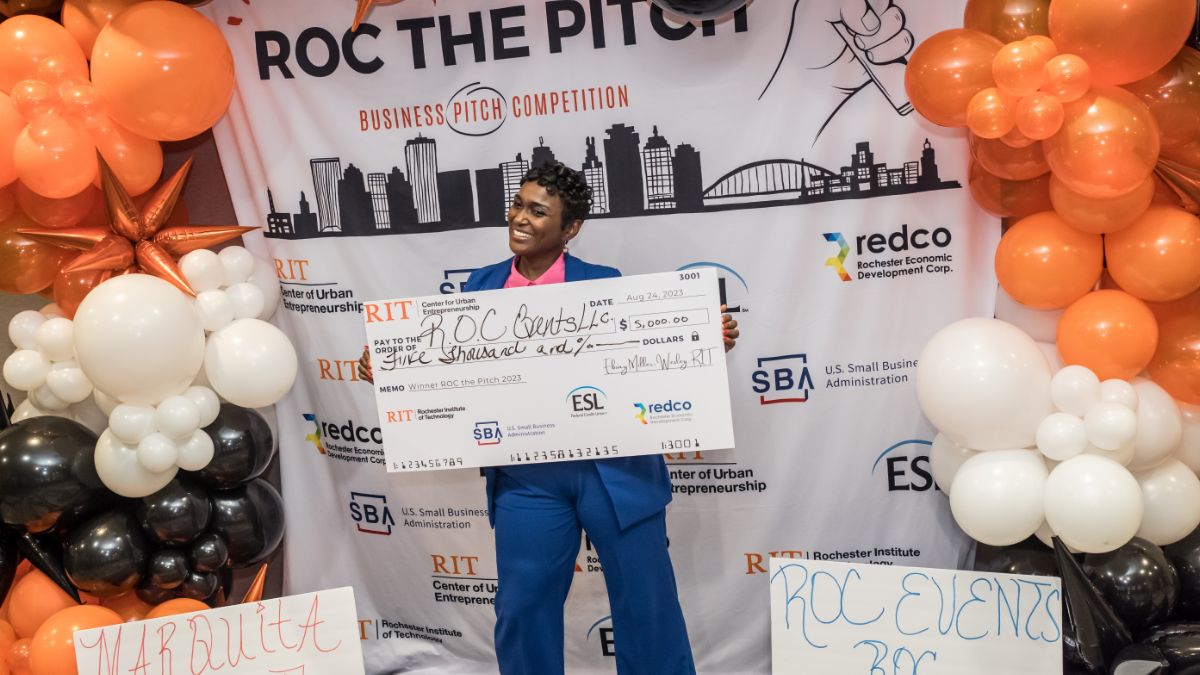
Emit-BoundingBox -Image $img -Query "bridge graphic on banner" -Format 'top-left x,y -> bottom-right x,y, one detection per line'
263,125 -> 959,240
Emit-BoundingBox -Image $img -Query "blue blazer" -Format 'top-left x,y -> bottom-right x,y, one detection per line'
467,254 -> 674,530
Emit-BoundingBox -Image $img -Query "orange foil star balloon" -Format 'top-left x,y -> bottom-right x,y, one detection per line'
352,0 -> 413,32
17,154 -> 255,302
240,564 -> 268,604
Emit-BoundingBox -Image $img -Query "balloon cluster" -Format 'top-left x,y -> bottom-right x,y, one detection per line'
3,310 -> 93,413
920,318 -> 1199,554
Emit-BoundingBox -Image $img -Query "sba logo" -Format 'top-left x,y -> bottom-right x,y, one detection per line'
752,354 -> 814,405
349,492 -> 396,535
568,386 -> 606,413
474,421 -> 503,445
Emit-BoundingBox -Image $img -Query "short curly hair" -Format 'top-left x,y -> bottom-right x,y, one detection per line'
521,161 -> 593,227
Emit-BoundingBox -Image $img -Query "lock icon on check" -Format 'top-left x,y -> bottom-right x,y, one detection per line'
691,331 -> 700,342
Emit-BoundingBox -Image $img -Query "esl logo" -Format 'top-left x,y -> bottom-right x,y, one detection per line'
474,421 -> 503,445
751,354 -> 814,405
567,386 -> 607,416
872,440 -> 935,492
349,492 -> 396,535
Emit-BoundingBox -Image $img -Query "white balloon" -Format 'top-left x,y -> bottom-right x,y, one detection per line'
137,433 -> 179,474
33,317 -> 74,362
44,362 -> 93,404
1051,365 -> 1100,416
73,275 -> 206,406
218,246 -> 255,286
39,303 -> 64,318
1036,413 -> 1088,461
94,429 -> 177,498
1034,521 -> 1081,552
155,395 -> 201,438
11,399 -> 45,423
8,310 -> 45,350
1177,403 -> 1200,477
183,386 -> 220,428
948,449 -> 1047,546
1135,459 -> 1200,546
177,430 -> 215,471
1044,454 -> 1143,553
995,287 -> 1062,344
930,433 -> 976,493
225,283 -> 265,320
1085,402 -> 1138,451
179,250 -> 225,293
30,384 -> 69,411
93,389 -> 119,416
917,318 -> 1054,450
1035,342 -> 1063,373
1098,379 -> 1138,410
248,257 -> 281,320
2,349 -> 49,391
194,290 -> 235,333
205,319 -> 297,408
1128,379 -> 1184,472
108,404 -> 157,446
68,395 -> 108,434
1087,440 -> 1137,467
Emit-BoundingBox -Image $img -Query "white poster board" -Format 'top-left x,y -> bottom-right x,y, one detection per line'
74,587 -> 366,675
770,558 -> 1062,674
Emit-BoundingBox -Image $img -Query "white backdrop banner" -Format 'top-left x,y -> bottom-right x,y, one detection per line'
202,0 -> 997,672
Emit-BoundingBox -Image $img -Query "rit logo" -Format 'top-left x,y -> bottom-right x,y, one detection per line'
744,550 -> 805,575
432,554 -> 479,576
274,258 -> 310,281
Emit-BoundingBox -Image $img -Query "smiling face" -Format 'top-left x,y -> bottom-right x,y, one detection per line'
507,182 -> 581,260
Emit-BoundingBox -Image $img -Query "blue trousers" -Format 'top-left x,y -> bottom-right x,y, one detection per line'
493,461 -> 695,675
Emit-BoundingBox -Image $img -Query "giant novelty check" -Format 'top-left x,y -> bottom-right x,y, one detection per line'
363,269 -> 735,472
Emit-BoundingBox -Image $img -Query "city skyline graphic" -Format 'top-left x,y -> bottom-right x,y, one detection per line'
264,124 -> 960,240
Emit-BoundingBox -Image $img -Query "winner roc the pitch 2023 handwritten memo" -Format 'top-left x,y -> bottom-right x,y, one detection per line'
363,269 -> 735,471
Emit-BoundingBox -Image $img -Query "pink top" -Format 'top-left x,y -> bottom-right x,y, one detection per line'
503,253 -> 566,288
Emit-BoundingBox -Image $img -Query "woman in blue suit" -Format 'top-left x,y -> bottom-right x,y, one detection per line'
363,161 -> 737,675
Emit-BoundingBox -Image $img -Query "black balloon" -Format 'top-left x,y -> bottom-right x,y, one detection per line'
1109,643 -> 1170,674
0,531 -> 16,603
1055,537 -> 1132,671
1140,623 -> 1200,670
974,539 -> 1058,577
148,550 -> 188,590
1166,526 -> 1200,620
1083,538 -> 1180,632
0,417 -> 110,533
0,0 -> 65,16
178,571 -> 218,600
647,0 -> 748,20
65,510 -> 149,597
189,533 -> 228,573
208,479 -> 285,568
190,405 -> 275,489
18,530 -> 79,602
136,579 -> 177,605
138,478 -> 212,546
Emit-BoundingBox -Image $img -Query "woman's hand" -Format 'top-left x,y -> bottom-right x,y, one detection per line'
721,305 -> 739,353
357,345 -> 374,384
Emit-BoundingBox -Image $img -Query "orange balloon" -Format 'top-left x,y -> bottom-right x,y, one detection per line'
1000,125 -> 1037,148
12,115 -> 98,200
905,29 -> 1003,127
0,621 -> 16,654
98,591 -> 152,622
1015,91 -> 1063,140
1041,54 -> 1091,103
0,210 -> 77,295
92,121 -> 161,197
6,571 -> 76,640
1147,289 -> 1200,404
968,161 -> 1052,218
1124,47 -> 1200,171
8,639 -> 30,673
993,39 -> 1050,96
1023,35 -> 1058,61
1042,86 -> 1161,198
0,17 -> 90,94
1058,290 -> 1159,380
0,185 -> 14,221
29,606 -> 121,675
1049,0 -> 1195,85
969,132 -> 1050,180
144,598 -> 208,620
52,267 -> 110,319
1105,205 -> 1200,302
995,210 -> 1103,309
14,182 -> 98,229
61,0 -> 144,57
0,93 -> 21,187
1153,173 -> 1187,208
966,87 -> 1017,139
91,1 -> 235,141
963,0 -> 1050,43
1050,174 -> 1154,234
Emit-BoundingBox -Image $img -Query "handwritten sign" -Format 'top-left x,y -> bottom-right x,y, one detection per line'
769,559 -> 1062,675
74,587 -> 365,675
363,269 -> 735,471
